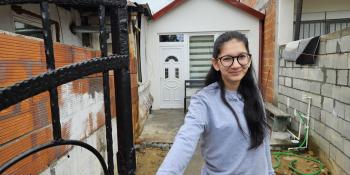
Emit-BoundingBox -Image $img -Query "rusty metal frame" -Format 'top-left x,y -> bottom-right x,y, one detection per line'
0,0 -> 135,174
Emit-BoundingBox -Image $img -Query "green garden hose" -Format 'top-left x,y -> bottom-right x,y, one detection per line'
272,111 -> 324,175
272,151 -> 324,175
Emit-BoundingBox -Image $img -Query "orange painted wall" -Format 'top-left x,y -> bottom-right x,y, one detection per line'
0,31 -> 139,174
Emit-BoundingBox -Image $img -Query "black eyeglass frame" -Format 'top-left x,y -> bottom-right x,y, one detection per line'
217,53 -> 252,67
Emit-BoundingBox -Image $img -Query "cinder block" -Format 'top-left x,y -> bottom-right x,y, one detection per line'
326,69 -> 336,84
318,41 -> 327,55
278,94 -> 287,104
292,62 -> 301,68
326,39 -> 340,54
348,53 -> 350,70
278,102 -> 287,112
279,67 -> 283,75
299,101 -> 308,114
321,83 -> 333,98
318,55 -> 334,68
348,70 -> 350,86
278,77 -> 284,85
286,61 -> 293,68
333,144 -> 350,174
339,119 -> 350,141
344,138 -> 350,158
333,86 -> 350,104
330,143 -> 337,160
310,82 -> 321,94
323,97 -> 334,113
304,93 -> 322,108
325,111 -> 339,133
321,110 -> 329,123
308,68 -> 324,82
314,119 -> 326,136
332,53 -> 349,69
337,70 -> 348,86
339,35 -> 350,52
335,101 -> 345,119
325,127 -> 343,151
311,106 -> 321,120
285,77 -> 292,87
345,104 -> 350,122
279,58 -> 285,67
312,132 -> 330,156
293,78 -> 306,91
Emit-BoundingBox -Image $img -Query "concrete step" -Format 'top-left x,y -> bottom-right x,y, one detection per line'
270,131 -> 296,150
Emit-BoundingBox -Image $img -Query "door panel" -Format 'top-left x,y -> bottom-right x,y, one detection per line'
160,47 -> 184,108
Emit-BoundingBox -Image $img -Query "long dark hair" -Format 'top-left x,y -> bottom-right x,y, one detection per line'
205,31 -> 268,150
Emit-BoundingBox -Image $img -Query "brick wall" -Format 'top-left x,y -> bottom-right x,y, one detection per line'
261,0 -> 276,103
0,30 -> 139,174
240,0 -> 258,7
278,29 -> 350,174
240,0 -> 277,103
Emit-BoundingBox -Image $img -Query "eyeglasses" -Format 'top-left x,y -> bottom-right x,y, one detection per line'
217,53 -> 251,67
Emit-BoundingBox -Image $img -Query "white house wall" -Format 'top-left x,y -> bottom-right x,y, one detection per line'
299,0 -> 350,21
0,6 -> 13,32
140,15 -> 150,83
0,4 -> 83,46
277,0 -> 294,45
145,0 -> 260,109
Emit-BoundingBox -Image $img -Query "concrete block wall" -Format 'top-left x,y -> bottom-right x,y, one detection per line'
278,28 -> 350,174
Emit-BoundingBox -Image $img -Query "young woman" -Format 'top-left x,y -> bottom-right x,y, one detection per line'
156,31 -> 275,175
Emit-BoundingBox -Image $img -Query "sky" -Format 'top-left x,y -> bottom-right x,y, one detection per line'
132,0 -> 173,14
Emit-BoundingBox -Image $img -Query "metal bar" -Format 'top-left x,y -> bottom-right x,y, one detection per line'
0,55 -> 128,111
98,4 -> 114,175
313,23 -> 316,36
71,25 -> 112,34
324,12 -> 328,34
110,5 -> 136,175
40,1 -> 61,140
294,0 -> 303,40
0,140 -> 108,174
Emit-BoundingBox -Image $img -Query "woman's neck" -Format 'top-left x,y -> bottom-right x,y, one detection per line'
222,79 -> 240,91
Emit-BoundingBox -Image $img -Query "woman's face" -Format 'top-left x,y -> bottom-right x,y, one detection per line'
212,39 -> 251,88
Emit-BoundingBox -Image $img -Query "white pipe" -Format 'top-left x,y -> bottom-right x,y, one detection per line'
288,96 -> 312,150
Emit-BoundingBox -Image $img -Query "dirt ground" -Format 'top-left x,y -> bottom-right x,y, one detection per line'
136,147 -> 167,175
272,151 -> 329,175
136,147 -> 329,175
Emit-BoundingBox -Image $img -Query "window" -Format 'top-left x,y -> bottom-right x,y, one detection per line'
12,6 -> 58,41
175,68 -> 179,79
189,35 -> 214,79
14,21 -> 44,39
165,68 -> 169,79
159,34 -> 184,42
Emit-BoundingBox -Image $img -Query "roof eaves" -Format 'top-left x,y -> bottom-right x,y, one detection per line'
152,0 -> 186,21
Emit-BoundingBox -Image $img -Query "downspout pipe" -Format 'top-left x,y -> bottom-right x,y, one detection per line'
259,17 -> 265,94
294,0 -> 303,40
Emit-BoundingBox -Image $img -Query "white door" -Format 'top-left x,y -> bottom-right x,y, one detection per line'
160,46 -> 184,108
